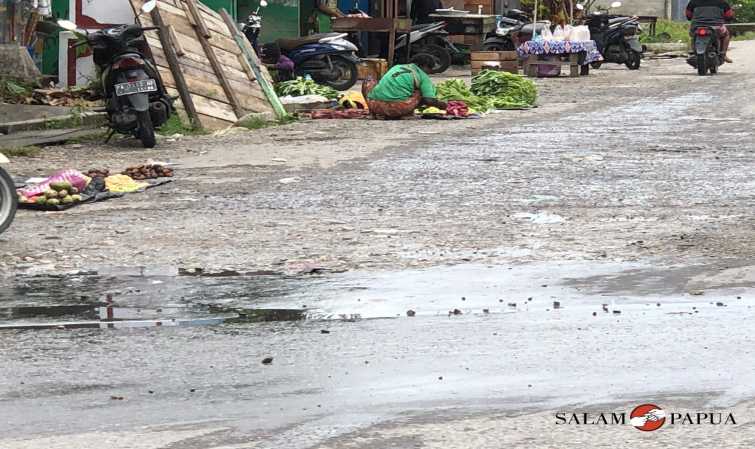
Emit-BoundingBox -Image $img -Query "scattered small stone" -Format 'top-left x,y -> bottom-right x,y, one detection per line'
592,312 -> 597,316
110,396 -> 124,400
406,310 -> 416,317
320,329 -> 331,334
612,310 -> 622,315
527,297 -> 533,302
499,299 -> 503,303
690,290 -> 704,296
364,361 -> 369,364
189,389 -> 196,393
262,357 -> 274,365
508,302 -> 517,308
528,384 -> 532,388
148,390 -> 154,394
737,296 -> 742,299
553,301 -> 561,309
451,309 -> 462,315
461,296 -> 466,301
602,304 -> 609,312
438,376 -> 443,380
656,303 -> 661,307
482,309 -> 490,314
716,302 -> 726,307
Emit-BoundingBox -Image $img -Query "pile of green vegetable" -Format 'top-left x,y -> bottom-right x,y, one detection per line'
436,70 -> 537,112
275,77 -> 339,99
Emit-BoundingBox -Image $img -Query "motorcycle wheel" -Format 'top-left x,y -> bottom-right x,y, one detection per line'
321,56 -> 358,91
0,167 -> 17,235
696,53 -> 707,76
625,51 -> 641,70
709,62 -> 718,74
591,61 -> 603,69
137,110 -> 157,148
413,44 -> 451,74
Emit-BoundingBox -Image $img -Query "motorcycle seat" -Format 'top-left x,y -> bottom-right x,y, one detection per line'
276,33 -> 344,50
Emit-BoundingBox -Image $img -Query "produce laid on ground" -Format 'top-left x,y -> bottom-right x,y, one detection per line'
275,77 -> 339,99
16,164 -> 175,211
18,181 -> 83,209
436,70 -> 538,113
85,168 -> 111,179
122,164 -> 173,180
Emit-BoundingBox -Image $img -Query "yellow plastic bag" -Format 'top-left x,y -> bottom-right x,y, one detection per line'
338,91 -> 368,110
105,174 -> 149,193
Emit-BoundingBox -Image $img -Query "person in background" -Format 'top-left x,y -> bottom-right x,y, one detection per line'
362,61 -> 447,119
685,0 -> 735,63
411,0 -> 444,24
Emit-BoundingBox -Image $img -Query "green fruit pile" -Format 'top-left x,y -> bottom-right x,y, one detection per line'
21,181 -> 83,207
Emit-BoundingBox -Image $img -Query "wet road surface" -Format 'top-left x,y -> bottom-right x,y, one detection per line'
2,44 -> 755,448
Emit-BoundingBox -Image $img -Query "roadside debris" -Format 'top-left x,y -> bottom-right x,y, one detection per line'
261,357 -> 274,365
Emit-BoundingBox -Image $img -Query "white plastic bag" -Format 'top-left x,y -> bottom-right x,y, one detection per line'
539,26 -> 553,41
552,25 -> 565,41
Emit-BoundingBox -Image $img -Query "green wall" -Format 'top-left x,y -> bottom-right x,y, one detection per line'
201,0 -> 237,18
238,0 -> 300,42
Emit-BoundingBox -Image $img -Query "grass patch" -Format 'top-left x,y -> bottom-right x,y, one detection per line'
733,31 -> 755,41
1,146 -> 41,157
0,78 -> 34,103
641,20 -> 690,44
157,114 -> 208,136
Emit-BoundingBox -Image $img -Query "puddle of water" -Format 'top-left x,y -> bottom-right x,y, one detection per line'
2,260 -> 753,330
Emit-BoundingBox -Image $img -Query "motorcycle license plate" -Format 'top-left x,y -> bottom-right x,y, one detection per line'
115,79 -> 157,96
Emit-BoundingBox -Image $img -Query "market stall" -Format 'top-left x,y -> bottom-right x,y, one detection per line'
517,39 -> 602,77
330,0 -> 412,66
428,12 -> 497,51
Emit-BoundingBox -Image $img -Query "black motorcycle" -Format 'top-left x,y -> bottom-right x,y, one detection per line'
58,1 -> 172,148
483,9 -> 549,51
584,13 -> 642,70
687,6 -> 728,75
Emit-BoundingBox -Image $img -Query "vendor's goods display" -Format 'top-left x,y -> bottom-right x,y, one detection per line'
122,164 -> 174,180
275,77 -> 339,100
18,181 -> 83,208
436,71 -> 537,112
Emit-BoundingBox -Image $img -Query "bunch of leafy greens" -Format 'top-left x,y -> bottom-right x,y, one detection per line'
275,77 -> 339,99
470,70 -> 537,109
436,71 -> 537,113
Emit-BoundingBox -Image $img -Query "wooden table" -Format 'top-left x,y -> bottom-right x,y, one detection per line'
428,13 -> 497,50
331,17 -> 413,66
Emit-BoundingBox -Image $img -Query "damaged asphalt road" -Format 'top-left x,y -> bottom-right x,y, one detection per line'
1,42 -> 755,448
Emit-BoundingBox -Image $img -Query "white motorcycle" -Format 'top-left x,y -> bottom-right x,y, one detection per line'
0,152 -> 17,234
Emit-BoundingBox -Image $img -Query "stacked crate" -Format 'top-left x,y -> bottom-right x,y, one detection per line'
470,51 -> 519,75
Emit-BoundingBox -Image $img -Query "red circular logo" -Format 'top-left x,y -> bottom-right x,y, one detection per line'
630,404 -> 666,431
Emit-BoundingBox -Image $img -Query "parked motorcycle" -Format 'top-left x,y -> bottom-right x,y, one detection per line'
395,22 -> 453,73
0,152 -> 17,235
483,9 -> 550,51
57,1 -> 172,148
243,1 -> 360,90
579,2 -> 643,70
687,6 -> 727,75
414,22 -> 467,66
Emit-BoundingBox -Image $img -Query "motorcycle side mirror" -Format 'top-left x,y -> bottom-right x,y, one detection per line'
57,19 -> 79,31
141,0 -> 158,13
575,3 -> 584,10
610,1 -> 622,7
260,0 -> 268,7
